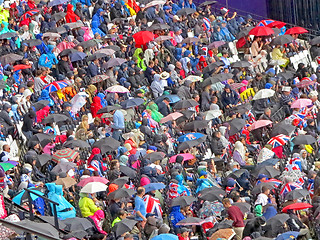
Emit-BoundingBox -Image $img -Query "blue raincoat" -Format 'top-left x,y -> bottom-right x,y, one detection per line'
38,89 -> 55,106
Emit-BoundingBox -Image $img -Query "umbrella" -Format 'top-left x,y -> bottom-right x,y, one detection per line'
13,64 -> 31,72
252,182 -> 276,195
105,45 -> 121,51
282,202 -> 313,213
19,9 -> 40,22
266,20 -> 286,28
147,23 -> 170,31
13,188 -> 44,205
296,79 -> 315,88
59,48 -> 77,57
184,75 -> 203,82
63,139 -> 91,149
267,134 -> 290,149
151,234 -> 178,240
78,176 -> 109,187
37,154 -> 52,166
39,216 -> 67,230
64,21 -> 84,29
145,0 -> 165,8
253,89 -> 275,100
177,8 -> 196,15
160,112 -> 184,123
49,26 -> 68,34
271,121 -> 295,137
51,161 -> 76,173
176,217 -> 205,226
30,133 -> 55,147
112,176 -> 129,187
42,32 -> 61,38
230,83 -> 246,90
48,0 -> 67,6
174,99 -> 198,109
97,105 -> 121,114
199,0 -> 217,6
230,60 -> 251,68
181,37 -> 200,45
42,113 -> 69,124
55,177 -> 77,189
0,53 -> 23,65
275,231 -> 299,240
87,52 -> 108,61
202,62 -> 224,74
198,186 -> 226,196
77,39 -> 98,49
233,202 -> 251,213
201,76 -> 221,87
62,217 -> 93,231
0,32 -> 17,39
277,71 -> 295,80
144,183 -> 166,193
291,98 -> 312,108
198,190 -> 224,202
310,36 -> 320,45
237,26 -> 254,39
178,132 -> 205,142
284,189 -> 309,201
257,158 -> 280,167
211,219 -> 233,231
22,39 -> 43,47
80,182 -> 107,194
121,98 -> 145,108
292,135 -> 316,145
169,153 -> 195,163
91,74 -> 110,84
208,40 -> 226,49
95,48 -> 115,55
266,213 -> 290,228
93,137 -> 121,154
255,166 -> 280,178
144,152 -> 165,162
251,120 -> 273,130
52,148 -> 79,163
249,26 -> 274,36
120,165 -> 137,179
285,27 -> 308,35
108,188 -> 136,199
32,100 -> 50,111
103,58 -> 127,69
43,80 -> 70,93
171,196 -> 196,207
270,35 -> 294,45
272,28 -> 281,36
0,161 -> 18,171
229,118 -> 246,136
209,228 -> 235,240
183,120 -> 209,131
177,139 -> 203,151
52,12 -> 66,21
227,169 -> 249,179
204,110 -> 222,120
154,35 -> 172,42
133,31 -> 154,46
70,51 -> 87,62
155,94 -> 181,104
113,219 -> 137,237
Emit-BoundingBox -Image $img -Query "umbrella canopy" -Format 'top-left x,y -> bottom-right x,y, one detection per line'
63,139 -> 91,149
42,32 -> 61,38
249,26 -> 274,36
43,81 -> 70,93
199,0 -> 217,6
145,0 -> 165,8
91,75 -> 110,84
87,52 -> 108,61
177,133 -> 205,142
106,85 -> 129,93
291,98 -> 312,108
266,20 -> 286,28
230,83 -> 246,91
93,137 -> 121,154
296,79 -> 315,88
96,48 -> 115,55
266,214 -> 290,228
177,138 -> 205,151
285,189 -> 309,201
77,39 -> 97,49
176,217 -> 205,226
119,165 -> 137,179
184,75 -> 203,83
275,231 -> 299,240
204,110 -> 222,120
112,176 -> 129,187
229,118 -> 246,136
52,148 -> 79,163
198,190 -> 225,202
292,135 -> 316,145
80,182 -> 107,194
42,114 -> 69,124
133,31 -> 154,46
282,202 -> 313,213
176,8 -> 196,15
267,134 -> 290,148
37,154 -> 52,167
257,158 -> 280,167
171,196 -> 196,207
30,133 -> 55,147
174,99 -> 198,110
230,60 -> 251,68
183,120 -> 209,131
13,188 -> 44,205
233,202 -> 251,213
202,62 -> 225,74
147,23 -> 170,31
181,37 -> 200,45
48,0 -> 67,6
254,166 -> 281,178
144,183 -> 166,193
108,188 -> 136,199
237,26 -> 254,39
198,186 -> 226,196
113,219 -> 137,237
271,121 -> 295,137
98,105 -> 121,114
208,40 -> 226,49
151,234 -> 178,240
270,35 -> 294,45
52,12 -> 66,21
13,64 -> 31,72
51,161 -> 76,173
55,177 -> 77,189
103,58 -> 127,69
39,216 -> 67,230
0,161 -> 18,171
252,182 -> 276,195
285,26 -> 308,35
62,217 -> 93,231
310,36 -> 320,45
154,35 -> 173,42
160,112 -> 184,123
70,51 -> 87,62
253,89 -> 275,100
227,169 -> 249,179
121,98 -> 145,108
0,53 -> 23,65
32,100 -> 50,111
78,176 -> 109,187
144,152 -> 166,163
251,120 -> 273,130
169,153 -> 195,163
19,9 -> 40,21
277,71 -> 295,80
155,94 -> 181,104
0,32 -> 18,39
209,228 -> 235,240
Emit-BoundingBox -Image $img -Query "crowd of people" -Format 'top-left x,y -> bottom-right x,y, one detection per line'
0,0 -> 319,239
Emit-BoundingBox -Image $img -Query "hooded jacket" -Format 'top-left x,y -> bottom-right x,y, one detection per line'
169,206 -> 185,229
79,193 -> 101,217
65,4 -> 80,23
90,96 -> 102,118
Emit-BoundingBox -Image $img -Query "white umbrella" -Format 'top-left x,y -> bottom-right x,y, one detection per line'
204,110 -> 222,120
184,75 -> 203,82
106,85 -> 130,93
252,89 -> 275,100
145,0 -> 165,8
80,182 -> 107,193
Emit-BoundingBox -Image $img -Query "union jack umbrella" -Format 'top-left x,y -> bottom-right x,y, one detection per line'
265,178 -> 282,187
280,182 -> 303,198
295,78 -> 316,88
267,134 -> 290,148
230,82 -> 245,90
257,19 -> 275,27
44,80 -> 70,93
19,9 -> 40,22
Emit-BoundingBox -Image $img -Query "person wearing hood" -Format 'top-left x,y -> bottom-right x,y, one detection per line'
170,205 -> 185,232
150,74 -> 164,98
221,85 -> 239,108
38,45 -> 58,69
90,96 -> 103,118
79,192 -> 101,217
89,210 -> 107,235
22,110 -> 41,139
65,4 -> 80,23
0,103 -> 14,137
38,89 -> 55,107
91,20 -> 105,37
196,170 -> 214,193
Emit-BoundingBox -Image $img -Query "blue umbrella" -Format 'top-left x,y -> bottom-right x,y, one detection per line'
13,188 -> 44,205
70,51 -> 87,62
48,0 -> 67,7
151,234 -> 178,240
144,183 -> 166,193
275,231 -> 299,240
257,158 -> 279,167
155,94 -> 181,104
178,133 -> 205,142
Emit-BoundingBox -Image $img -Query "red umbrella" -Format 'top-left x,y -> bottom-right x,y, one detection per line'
249,26 -> 274,36
267,21 -> 286,29
78,176 -> 109,187
282,202 -> 312,213
285,26 -> 308,35
133,31 -> 154,47
13,64 -> 31,71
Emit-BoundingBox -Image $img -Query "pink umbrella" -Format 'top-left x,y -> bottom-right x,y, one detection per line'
78,176 -> 109,187
57,41 -> 76,52
251,120 -> 273,130
291,99 -> 312,109
169,153 -> 195,163
160,112 -> 183,123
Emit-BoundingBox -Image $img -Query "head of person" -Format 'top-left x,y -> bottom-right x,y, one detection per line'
261,185 -> 270,195
137,186 -> 145,196
3,144 -> 10,153
222,198 -> 232,208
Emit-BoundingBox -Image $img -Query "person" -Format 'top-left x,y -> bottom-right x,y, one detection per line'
22,110 -> 42,139
222,198 -> 245,240
0,104 -> 14,137
112,209 -> 128,227
111,109 -> 125,141
0,144 -> 11,162
79,192 -> 101,217
157,97 -> 171,116
221,85 -> 239,109
89,210 -> 107,235
134,187 -> 147,227
254,186 -> 270,217
259,108 -> 272,121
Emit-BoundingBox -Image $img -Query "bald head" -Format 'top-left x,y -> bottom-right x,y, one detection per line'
3,144 -> 10,153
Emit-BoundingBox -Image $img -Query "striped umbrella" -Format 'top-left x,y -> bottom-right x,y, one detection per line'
44,80 -> 70,93
52,148 -> 79,163
230,82 -> 246,90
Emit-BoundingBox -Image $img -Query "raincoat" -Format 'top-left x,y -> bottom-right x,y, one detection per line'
65,4 -> 80,23
79,193 -> 101,217
89,210 -> 107,234
38,89 -> 55,107
90,96 -> 103,118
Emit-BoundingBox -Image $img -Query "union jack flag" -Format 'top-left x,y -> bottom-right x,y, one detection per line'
267,134 -> 290,149
286,112 -> 307,128
143,194 -> 163,217
265,178 -> 282,187
203,17 -> 211,31
247,110 -> 256,124
280,182 -> 303,198
257,19 -> 275,27
307,179 -> 314,197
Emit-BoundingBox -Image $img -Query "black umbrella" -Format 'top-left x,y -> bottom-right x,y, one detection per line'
103,58 -> 127,69
171,196 -> 197,207
52,12 -> 66,22
70,51 -> 87,62
198,191 -> 224,202
63,139 -> 91,149
251,182 -> 275,195
111,18 -> 127,23
183,120 -> 209,131
37,154 -> 52,167
218,73 -> 234,81
93,137 -> 121,154
229,118 -> 246,136
198,186 -> 226,196
77,39 -> 97,49
177,8 -> 196,15
254,166 -> 280,178
181,37 -> 200,45
0,81 -> 6,89
284,189 -> 309,201
64,21 -> 84,29
257,158 -> 279,167
177,139 -> 203,151
39,216 -> 67,230
97,105 -> 121,114
32,100 -> 49,111
42,114 -> 69,124
62,217 -> 93,231
13,187 -> 45,204
51,162 -> 76,174
277,71 -> 295,80
108,188 -> 136,199
270,35 -> 294,45
180,109 -> 196,119
30,133 -> 55,147
230,60 -> 251,68
113,219 -> 137,237
199,0 -> 217,6
201,76 -> 221,87
59,48 -> 77,57
174,99 -> 198,110
272,28 -> 281,36
233,202 -> 251,213
147,23 -> 170,31
121,98 -> 145,108
266,214 -> 290,229
270,121 -> 295,137
48,26 -> 68,34
202,62 -> 224,74
236,27 -> 254,39
119,165 -> 137,179
87,52 -> 108,61
310,36 -> 320,45
0,53 -> 23,65
105,45 -> 121,51
0,32 -> 18,39
292,135 -> 316,145
227,169 -> 249,179
233,103 -> 252,115
144,152 -> 165,163
211,219 -> 233,232
112,176 -> 129,187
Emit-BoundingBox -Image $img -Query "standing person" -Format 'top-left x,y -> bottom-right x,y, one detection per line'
134,187 -> 147,229
22,110 -> 42,139
111,109 -> 125,141
222,198 -> 245,240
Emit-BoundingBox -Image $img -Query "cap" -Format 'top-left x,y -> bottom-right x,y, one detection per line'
258,174 -> 268,180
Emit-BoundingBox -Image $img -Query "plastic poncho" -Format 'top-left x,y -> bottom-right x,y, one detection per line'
133,48 -> 146,71
38,89 -> 55,106
146,103 -> 163,123
91,20 -> 105,37
79,193 -> 100,217
175,174 -> 191,196
169,206 -> 185,229
46,183 -> 76,220
92,8 -> 104,25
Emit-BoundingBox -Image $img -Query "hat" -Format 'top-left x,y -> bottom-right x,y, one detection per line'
258,174 -> 268,180
140,3 -> 145,7
220,7 -> 229,15
309,90 -> 318,97
265,83 -> 273,89
173,15 -> 180,21
282,86 -> 291,92
160,72 -> 170,80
